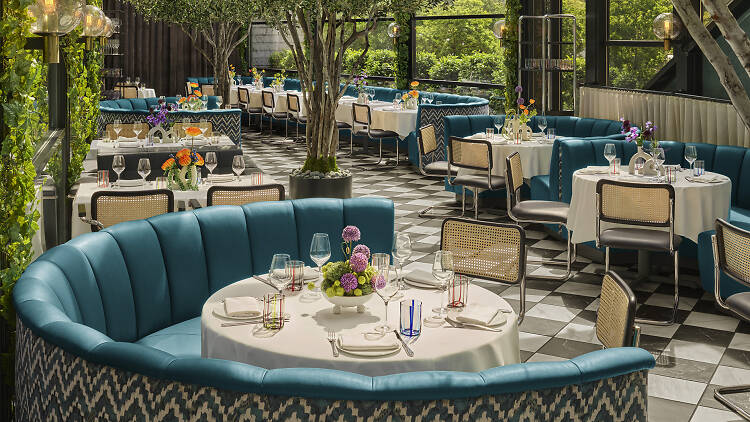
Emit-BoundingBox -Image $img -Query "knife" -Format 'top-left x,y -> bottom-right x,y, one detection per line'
393,329 -> 414,357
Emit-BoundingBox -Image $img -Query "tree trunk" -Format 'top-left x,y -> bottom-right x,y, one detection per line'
701,0 -> 750,80
672,0 -> 750,134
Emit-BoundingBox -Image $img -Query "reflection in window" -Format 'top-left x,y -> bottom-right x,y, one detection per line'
608,46 -> 671,89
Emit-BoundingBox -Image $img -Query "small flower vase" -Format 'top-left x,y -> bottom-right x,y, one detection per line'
255,80 -> 263,90
406,97 -> 418,110
503,117 -> 519,141
274,85 -> 282,93
357,92 -> 368,104
519,123 -> 533,141
167,165 -> 199,191
628,145 -> 655,175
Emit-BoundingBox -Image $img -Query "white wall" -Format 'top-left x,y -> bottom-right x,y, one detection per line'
250,24 -> 289,67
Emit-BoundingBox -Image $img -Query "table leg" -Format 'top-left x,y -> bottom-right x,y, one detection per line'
637,250 -> 651,281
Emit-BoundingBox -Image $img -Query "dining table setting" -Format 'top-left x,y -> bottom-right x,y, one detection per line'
201,227 -> 520,376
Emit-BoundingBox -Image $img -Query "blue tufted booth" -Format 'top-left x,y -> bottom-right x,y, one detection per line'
442,115 -> 624,199
530,138 -> 750,298
99,97 -> 242,144
14,197 -> 654,420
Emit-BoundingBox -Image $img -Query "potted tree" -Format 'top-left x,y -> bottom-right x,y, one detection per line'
259,0 -> 439,199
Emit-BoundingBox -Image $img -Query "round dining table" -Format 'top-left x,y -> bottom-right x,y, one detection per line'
567,168 -> 731,244
201,276 -> 520,376
457,133 -> 554,180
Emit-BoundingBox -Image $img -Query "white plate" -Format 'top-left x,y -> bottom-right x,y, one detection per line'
337,347 -> 401,357
446,309 -> 507,328
403,278 -> 440,289
211,301 -> 262,321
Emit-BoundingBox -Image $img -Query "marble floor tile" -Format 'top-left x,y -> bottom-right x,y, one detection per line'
689,405 -> 741,422
710,365 -> 750,387
648,373 -> 707,404
647,397 -> 698,422
518,332 -> 551,353
661,339 -> 727,364
525,303 -> 581,323
729,332 -> 750,352
683,311 -> 741,332
536,337 -> 602,359
525,352 -> 567,363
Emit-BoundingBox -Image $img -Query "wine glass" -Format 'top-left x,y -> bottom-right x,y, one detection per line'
493,116 -> 503,140
391,233 -> 411,290
112,154 -> 125,188
368,87 -> 375,103
604,143 -> 617,173
306,233 -> 331,299
137,158 -> 151,186
112,119 -> 122,142
537,115 -> 547,137
268,253 -> 291,292
205,152 -> 217,183
653,147 -> 666,180
132,124 -> 142,142
685,145 -> 697,171
199,118 -> 208,137
371,253 -> 398,334
232,155 -> 244,181
216,96 -> 223,109
428,250 -> 454,322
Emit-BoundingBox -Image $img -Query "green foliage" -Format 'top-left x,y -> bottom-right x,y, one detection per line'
503,0 -> 520,106
321,260 -> 376,297
301,156 -> 339,173
0,0 -> 46,397
393,11 -> 410,89
269,49 -> 297,69
417,0 -> 502,58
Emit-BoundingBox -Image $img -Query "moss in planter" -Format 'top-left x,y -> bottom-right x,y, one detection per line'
301,156 -> 339,173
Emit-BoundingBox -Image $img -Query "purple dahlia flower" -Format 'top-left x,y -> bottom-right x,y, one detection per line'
352,244 -> 370,259
517,97 -> 525,105
349,252 -> 368,273
372,274 -> 386,290
515,85 -> 523,93
342,225 -> 361,242
340,273 -> 358,292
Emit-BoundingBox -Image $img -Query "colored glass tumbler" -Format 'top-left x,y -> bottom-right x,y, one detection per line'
448,275 -> 471,308
262,293 -> 285,329
400,299 -> 422,337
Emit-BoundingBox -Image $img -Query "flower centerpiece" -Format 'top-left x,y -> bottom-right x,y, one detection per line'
353,72 -> 368,103
251,67 -> 264,89
320,225 -> 380,313
505,85 -> 537,141
621,118 -> 659,174
146,100 -> 174,143
188,81 -> 199,95
271,69 -> 286,92
228,64 -> 236,85
161,147 -> 204,190
179,93 -> 205,111
402,81 -> 419,109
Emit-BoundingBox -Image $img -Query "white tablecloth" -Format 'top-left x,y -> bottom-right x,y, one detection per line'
90,136 -> 235,155
201,277 -> 520,376
336,99 -> 418,138
458,133 -> 554,179
72,174 -> 273,238
138,88 -> 156,98
567,169 -> 731,243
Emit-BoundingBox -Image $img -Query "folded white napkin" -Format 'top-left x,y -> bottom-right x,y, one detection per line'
686,175 -> 723,183
455,305 -> 501,326
577,166 -> 609,175
224,297 -> 261,317
117,137 -> 140,143
405,269 -> 441,286
210,174 -> 235,183
337,335 -> 400,352
118,179 -> 144,187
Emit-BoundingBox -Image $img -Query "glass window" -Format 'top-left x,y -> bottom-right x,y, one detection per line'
609,0 -> 672,41
608,45 -> 671,88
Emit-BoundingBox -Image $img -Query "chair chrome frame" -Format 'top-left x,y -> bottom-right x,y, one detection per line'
711,218 -> 750,421
416,124 -> 462,218
286,93 -> 306,143
238,87 -> 263,131
85,189 -> 174,232
596,271 -> 641,348
506,151 -> 575,280
261,90 -> 292,145
350,103 -> 400,168
595,179 -> 679,326
447,136 -> 505,220
441,217 -> 527,324
207,184 -> 285,206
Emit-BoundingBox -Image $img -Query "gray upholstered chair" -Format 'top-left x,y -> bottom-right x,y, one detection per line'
441,217 -> 527,323
506,151 -> 575,280
81,190 -> 174,231
207,184 -> 285,206
596,179 -> 680,325
417,124 -> 460,218
351,103 -> 401,167
238,87 -> 263,131
447,136 -> 506,220
596,271 -> 640,348
711,218 -> 750,421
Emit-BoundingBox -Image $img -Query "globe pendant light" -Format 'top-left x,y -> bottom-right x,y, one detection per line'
81,5 -> 106,50
27,0 -> 84,62
653,12 -> 682,51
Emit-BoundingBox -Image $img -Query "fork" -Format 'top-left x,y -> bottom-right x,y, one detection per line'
327,330 -> 339,357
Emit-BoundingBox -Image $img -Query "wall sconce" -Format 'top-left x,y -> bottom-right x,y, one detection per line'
81,5 -> 106,50
493,19 -> 506,47
653,12 -> 682,51
387,22 -> 401,44
27,0 -> 84,63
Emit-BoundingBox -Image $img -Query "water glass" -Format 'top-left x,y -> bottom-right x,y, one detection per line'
112,154 -> 125,188
694,160 -> 705,176
546,128 -> 556,142
155,176 -> 167,189
603,143 -> 616,169
97,170 -> 110,188
374,265 -> 399,334
685,145 -> 697,170
216,96 -> 223,109
400,299 -> 422,337
285,260 -> 305,292
537,116 -> 547,135
371,253 -> 390,272
665,165 -> 678,183
250,172 -> 263,185
634,157 -> 647,176
485,128 -> 494,141
448,275 -> 471,308
269,253 -> 291,292
137,158 -> 151,185
430,250 -> 454,318
262,293 -> 285,330
205,152 -> 217,182
232,155 -> 244,181
611,158 -> 621,175
392,233 -> 411,289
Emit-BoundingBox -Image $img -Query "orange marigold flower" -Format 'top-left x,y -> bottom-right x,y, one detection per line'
409,90 -> 419,97
194,90 -> 203,97
529,99 -> 536,105
401,93 -> 408,100
195,153 -> 204,166
161,158 -> 175,171
519,104 -> 526,110
523,109 -> 529,115
185,127 -> 202,137
176,148 -> 191,158
178,154 -> 191,166
179,97 -> 187,103
410,81 -> 419,88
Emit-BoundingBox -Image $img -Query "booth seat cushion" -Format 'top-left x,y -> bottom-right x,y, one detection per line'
115,99 -> 134,110
136,317 -> 201,358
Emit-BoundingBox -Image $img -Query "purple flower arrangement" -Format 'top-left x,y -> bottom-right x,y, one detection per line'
321,225 -> 378,298
620,118 -> 659,148
146,101 -> 173,129
353,72 -> 368,94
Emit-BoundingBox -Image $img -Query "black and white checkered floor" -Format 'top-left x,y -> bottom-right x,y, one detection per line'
241,130 -> 750,421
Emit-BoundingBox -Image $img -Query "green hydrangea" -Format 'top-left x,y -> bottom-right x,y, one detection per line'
321,259 -> 376,297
